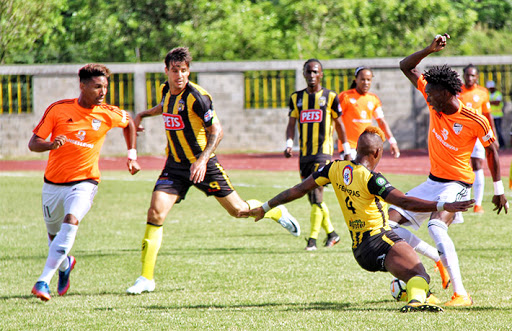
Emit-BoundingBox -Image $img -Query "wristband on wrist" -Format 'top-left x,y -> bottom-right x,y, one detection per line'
388,137 -> 397,145
436,201 -> 445,211
493,180 -> 505,195
261,201 -> 271,213
127,149 -> 137,160
286,138 -> 294,149
342,142 -> 351,154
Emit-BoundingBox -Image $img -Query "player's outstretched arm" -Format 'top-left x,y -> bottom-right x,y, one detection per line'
385,188 -> 474,213
485,142 -> 508,214
399,33 -> 450,88
240,176 -> 320,221
133,104 -> 163,133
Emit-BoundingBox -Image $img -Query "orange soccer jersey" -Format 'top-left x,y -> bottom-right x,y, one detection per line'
417,76 -> 495,184
459,84 -> 491,115
338,89 -> 385,149
33,99 -> 130,184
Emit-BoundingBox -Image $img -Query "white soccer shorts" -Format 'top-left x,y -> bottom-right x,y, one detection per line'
389,178 -> 471,230
471,139 -> 485,159
41,181 -> 98,235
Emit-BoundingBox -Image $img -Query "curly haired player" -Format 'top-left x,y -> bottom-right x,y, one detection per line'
389,34 -> 508,307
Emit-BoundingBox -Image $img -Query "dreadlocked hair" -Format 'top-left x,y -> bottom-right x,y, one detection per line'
423,65 -> 462,95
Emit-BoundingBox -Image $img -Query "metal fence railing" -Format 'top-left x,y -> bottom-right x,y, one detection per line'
244,70 -> 295,109
0,75 -> 32,114
3,64 -> 512,115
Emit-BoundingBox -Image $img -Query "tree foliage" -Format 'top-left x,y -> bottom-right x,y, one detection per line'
0,0 -> 66,64
1,0 -> 511,64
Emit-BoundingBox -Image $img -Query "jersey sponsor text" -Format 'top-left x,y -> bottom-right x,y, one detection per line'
300,109 -> 323,123
163,113 -> 185,130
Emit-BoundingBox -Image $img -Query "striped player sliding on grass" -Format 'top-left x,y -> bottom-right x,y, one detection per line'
241,126 -> 474,312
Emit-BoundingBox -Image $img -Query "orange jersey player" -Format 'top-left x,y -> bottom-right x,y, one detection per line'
458,64 -> 496,213
29,63 -> 140,302
389,34 -> 507,308
338,67 -> 400,159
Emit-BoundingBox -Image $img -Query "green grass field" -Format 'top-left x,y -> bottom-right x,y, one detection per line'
1,169 -> 512,330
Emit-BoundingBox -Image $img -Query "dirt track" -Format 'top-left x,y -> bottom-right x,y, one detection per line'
1,149 -> 511,177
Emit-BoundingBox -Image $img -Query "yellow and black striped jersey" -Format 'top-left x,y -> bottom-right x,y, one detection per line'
288,88 -> 342,162
313,160 -> 395,248
160,81 -> 219,167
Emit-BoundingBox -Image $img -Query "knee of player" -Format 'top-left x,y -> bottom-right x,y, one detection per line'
147,207 -> 166,225
63,214 -> 79,226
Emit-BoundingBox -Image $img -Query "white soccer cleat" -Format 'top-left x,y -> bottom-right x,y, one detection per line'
276,205 -> 300,236
126,276 -> 155,295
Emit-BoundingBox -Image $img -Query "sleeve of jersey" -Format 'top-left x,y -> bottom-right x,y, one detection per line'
288,94 -> 298,118
482,91 -> 491,114
373,95 -> 384,119
416,75 -> 428,100
109,107 -> 130,129
159,83 -> 169,107
367,172 -> 395,199
193,94 -> 218,127
33,106 -> 56,139
331,93 -> 342,118
312,162 -> 333,186
477,117 -> 495,147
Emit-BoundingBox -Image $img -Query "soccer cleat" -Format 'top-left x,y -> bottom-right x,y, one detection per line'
305,238 -> 317,251
426,292 -> 441,305
435,260 -> 451,289
400,299 -> 444,313
276,205 -> 300,236
324,234 -> 340,248
32,281 -> 51,302
473,205 -> 484,214
444,293 -> 473,307
126,276 -> 155,295
58,256 -> 76,296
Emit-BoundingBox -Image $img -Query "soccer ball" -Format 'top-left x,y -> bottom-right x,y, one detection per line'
390,278 -> 408,302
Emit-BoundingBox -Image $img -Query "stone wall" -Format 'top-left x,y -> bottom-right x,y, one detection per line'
1,56 -> 512,158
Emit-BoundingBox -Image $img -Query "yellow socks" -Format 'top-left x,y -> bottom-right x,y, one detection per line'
319,202 -> 334,234
246,199 -> 281,222
309,204 -> 323,239
406,276 -> 429,303
141,223 -> 163,280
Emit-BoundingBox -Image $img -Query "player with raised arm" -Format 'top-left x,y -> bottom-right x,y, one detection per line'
29,63 -> 141,301
390,34 -> 508,307
242,126 -> 474,312
126,47 -> 300,295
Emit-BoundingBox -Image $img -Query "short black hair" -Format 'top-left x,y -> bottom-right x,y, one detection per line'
165,47 -> 192,68
78,63 -> 110,82
463,63 -> 478,74
423,65 -> 462,95
303,58 -> 322,71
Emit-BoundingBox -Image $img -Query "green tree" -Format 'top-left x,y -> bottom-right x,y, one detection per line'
0,0 -> 66,64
